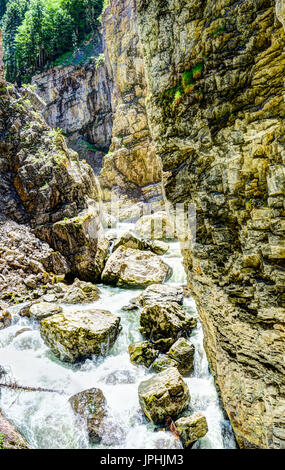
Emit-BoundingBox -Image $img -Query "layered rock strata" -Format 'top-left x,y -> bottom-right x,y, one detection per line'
136,0 -> 285,448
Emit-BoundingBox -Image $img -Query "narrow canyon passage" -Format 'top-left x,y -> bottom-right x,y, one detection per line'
0,220 -> 236,449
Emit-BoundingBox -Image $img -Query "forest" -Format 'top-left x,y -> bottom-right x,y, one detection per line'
0,0 -> 105,83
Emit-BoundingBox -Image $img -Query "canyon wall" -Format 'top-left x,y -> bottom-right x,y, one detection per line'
136,0 -> 285,448
32,5 -> 162,205
0,79 -> 105,305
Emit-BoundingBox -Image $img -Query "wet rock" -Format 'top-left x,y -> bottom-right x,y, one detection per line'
14,328 -> 32,338
140,302 -> 197,342
149,240 -> 169,255
150,355 -> 178,373
101,246 -> 173,288
138,367 -> 190,424
60,278 -> 101,304
112,231 -> 169,256
0,411 -> 31,449
137,0 -> 285,448
122,296 -> 140,311
175,413 -> 208,447
40,309 -> 121,362
134,212 -> 175,240
139,284 -> 184,307
104,370 -> 137,385
0,309 -> 11,329
128,341 -> 159,368
153,337 -> 175,353
167,338 -> 195,376
29,302 -> 63,320
112,231 -> 150,252
69,388 -> 107,444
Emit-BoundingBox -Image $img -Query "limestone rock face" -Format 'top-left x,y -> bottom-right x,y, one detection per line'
0,81 -> 105,300
101,246 -> 173,288
140,302 -> 197,342
136,0 -> 285,448
32,37 -> 113,171
98,0 -> 162,202
0,411 -> 31,449
175,413 -> 208,447
138,367 -> 190,424
150,355 -> 178,373
128,341 -> 159,368
139,284 -> 184,307
69,388 -> 107,444
40,309 -> 121,362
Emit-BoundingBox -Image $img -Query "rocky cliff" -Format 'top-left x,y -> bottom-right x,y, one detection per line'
32,6 -> 162,207
136,0 -> 285,448
0,77 -> 105,305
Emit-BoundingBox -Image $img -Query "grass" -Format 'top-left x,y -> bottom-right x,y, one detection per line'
161,62 -> 205,108
0,433 -> 5,449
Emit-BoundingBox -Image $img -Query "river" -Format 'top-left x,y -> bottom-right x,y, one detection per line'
0,221 -> 236,449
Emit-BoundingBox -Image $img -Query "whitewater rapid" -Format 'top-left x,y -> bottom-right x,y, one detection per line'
0,223 -> 236,449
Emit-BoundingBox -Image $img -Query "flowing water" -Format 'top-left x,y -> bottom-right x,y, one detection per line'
0,222 -> 236,449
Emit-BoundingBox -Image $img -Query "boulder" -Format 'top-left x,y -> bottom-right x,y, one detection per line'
0,411 -> 31,449
112,231 -> 169,256
153,337 -> 176,353
0,309 -> 11,329
112,231 -> 150,252
122,296 -> 140,311
60,279 -> 101,303
138,367 -> 190,424
69,388 -> 107,443
40,309 -> 121,362
150,355 -> 178,373
134,212 -> 175,240
175,413 -> 208,447
140,302 -> 197,342
167,338 -> 195,376
101,246 -> 172,288
29,302 -> 63,320
139,284 -> 184,307
128,341 -> 159,368
149,240 -> 169,255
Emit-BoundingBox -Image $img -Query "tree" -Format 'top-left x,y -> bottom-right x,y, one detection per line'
1,0 -> 28,82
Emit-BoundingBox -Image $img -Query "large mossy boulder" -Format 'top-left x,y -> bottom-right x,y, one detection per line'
138,367 -> 190,424
28,302 -> 63,320
101,246 -> 172,288
134,212 -> 175,240
128,341 -> 159,368
175,413 -> 208,447
140,302 -> 197,342
139,284 -> 184,307
40,309 -> 121,362
69,388 -> 107,444
167,338 -> 195,376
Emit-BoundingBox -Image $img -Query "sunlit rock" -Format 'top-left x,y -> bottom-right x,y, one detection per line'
40,309 -> 121,362
138,367 -> 190,424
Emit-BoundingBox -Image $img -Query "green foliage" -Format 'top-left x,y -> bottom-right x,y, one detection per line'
161,62 -> 205,109
2,0 -> 104,83
0,433 -> 5,449
214,26 -> 225,36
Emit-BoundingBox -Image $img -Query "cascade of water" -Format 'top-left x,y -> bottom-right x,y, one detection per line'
0,221 -> 236,449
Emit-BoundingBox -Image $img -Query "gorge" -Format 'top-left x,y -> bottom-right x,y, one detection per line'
0,0 -> 284,450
